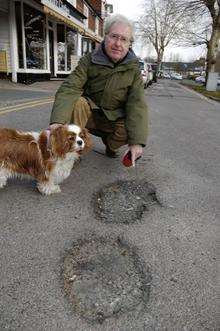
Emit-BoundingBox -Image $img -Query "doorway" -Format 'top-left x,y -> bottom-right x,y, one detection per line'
49,29 -> 54,76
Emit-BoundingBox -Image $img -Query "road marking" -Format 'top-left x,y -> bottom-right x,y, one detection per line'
0,97 -> 54,115
0,97 -> 54,111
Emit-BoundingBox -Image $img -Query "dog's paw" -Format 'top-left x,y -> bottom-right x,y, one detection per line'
37,182 -> 61,195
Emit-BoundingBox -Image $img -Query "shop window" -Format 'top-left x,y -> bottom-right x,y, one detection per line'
57,24 -> 77,72
23,3 -> 47,69
57,24 -> 65,71
15,1 -> 24,68
67,28 -> 77,71
82,38 -> 95,56
82,38 -> 89,56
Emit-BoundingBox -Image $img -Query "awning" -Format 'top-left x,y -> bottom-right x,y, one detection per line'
82,31 -> 102,43
43,6 -> 84,33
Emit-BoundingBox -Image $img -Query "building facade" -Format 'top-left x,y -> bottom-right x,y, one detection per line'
0,0 -> 111,83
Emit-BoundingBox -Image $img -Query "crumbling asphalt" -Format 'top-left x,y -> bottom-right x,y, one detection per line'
0,79 -> 219,330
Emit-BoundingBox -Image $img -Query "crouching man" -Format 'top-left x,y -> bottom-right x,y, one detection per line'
50,14 -> 148,165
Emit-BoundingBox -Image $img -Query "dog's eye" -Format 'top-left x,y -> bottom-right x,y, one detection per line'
68,134 -> 76,141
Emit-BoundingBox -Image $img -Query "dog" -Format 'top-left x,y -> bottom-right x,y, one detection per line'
0,124 -> 92,195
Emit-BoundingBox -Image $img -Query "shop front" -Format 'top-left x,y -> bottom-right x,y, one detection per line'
12,0 -> 81,83
0,0 -> 104,83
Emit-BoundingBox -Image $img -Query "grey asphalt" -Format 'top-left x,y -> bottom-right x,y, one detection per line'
0,89 -> 53,107
0,80 -> 219,330
0,80 -> 60,107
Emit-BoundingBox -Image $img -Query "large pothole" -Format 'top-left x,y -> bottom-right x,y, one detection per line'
63,236 -> 151,323
95,180 -> 160,223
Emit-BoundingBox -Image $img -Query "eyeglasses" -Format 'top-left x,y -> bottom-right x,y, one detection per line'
107,33 -> 131,46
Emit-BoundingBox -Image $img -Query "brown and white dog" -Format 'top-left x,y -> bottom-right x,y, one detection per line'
0,124 -> 92,195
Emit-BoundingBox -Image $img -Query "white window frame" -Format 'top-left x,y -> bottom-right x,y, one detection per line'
17,0 -> 50,74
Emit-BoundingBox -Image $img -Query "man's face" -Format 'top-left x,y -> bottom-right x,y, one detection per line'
104,22 -> 132,63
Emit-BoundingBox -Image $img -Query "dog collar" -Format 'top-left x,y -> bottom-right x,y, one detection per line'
44,128 -> 51,149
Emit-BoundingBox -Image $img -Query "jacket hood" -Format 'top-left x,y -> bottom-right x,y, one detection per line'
91,42 -> 138,68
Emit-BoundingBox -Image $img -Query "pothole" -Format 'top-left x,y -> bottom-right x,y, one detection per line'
63,236 -> 151,324
95,180 -> 160,223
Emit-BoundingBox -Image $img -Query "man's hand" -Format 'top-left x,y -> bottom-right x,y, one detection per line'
129,144 -> 143,166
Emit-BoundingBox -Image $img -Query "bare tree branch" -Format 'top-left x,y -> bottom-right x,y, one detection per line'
136,0 -> 189,67
136,0 -> 219,90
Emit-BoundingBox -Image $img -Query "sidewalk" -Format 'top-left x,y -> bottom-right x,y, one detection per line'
0,79 -> 64,93
181,79 -> 220,102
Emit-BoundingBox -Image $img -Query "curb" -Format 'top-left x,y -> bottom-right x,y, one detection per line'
180,83 -> 220,106
209,96 -> 220,102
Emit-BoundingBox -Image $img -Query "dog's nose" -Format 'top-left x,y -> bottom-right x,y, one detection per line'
77,139 -> 83,146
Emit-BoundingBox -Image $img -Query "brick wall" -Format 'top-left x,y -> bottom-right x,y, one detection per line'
88,8 -> 96,31
99,19 -> 103,37
76,0 -> 84,14
86,0 -> 102,16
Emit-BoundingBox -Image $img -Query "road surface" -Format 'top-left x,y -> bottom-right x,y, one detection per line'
0,80 -> 219,330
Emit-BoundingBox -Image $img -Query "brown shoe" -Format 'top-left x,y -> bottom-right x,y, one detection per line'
105,145 -> 118,158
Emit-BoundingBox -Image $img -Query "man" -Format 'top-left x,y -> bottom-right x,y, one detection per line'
50,14 -> 148,165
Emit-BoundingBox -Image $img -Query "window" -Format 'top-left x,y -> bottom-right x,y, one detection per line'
57,24 -> 65,71
67,27 -> 77,70
23,3 -> 47,69
82,37 -> 95,56
48,20 -> 53,28
57,24 -> 77,71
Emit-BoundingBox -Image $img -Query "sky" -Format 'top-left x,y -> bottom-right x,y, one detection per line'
107,0 -> 206,62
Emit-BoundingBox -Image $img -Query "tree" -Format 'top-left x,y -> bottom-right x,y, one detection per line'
136,0 -> 188,70
137,0 -> 220,89
193,57 -> 206,70
176,0 -> 220,90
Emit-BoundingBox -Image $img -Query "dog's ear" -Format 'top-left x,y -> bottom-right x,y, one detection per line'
80,128 -> 93,154
50,125 -> 71,158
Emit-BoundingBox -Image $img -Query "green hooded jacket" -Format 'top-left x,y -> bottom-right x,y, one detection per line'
50,44 -> 148,146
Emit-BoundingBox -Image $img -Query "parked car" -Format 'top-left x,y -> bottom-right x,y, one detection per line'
195,75 -> 220,86
162,72 -> 171,79
170,72 -> 183,80
138,60 -> 153,88
195,76 -> 206,84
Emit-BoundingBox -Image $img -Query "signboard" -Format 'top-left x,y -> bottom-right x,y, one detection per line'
0,50 -> 7,72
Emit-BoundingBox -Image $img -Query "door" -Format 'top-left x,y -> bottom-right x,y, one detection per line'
49,29 -> 54,76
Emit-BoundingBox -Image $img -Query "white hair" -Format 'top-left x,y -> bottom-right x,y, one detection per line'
104,14 -> 134,43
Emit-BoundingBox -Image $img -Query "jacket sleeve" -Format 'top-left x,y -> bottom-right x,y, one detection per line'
50,54 -> 90,124
125,69 -> 148,146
